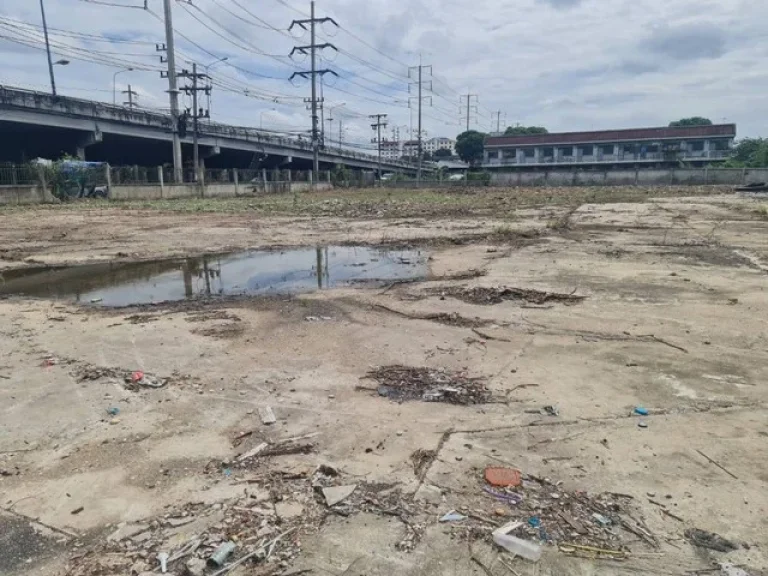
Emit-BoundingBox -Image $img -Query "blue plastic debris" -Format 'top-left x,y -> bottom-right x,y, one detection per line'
528,516 -> 541,528
106,407 -> 120,416
634,407 -> 649,416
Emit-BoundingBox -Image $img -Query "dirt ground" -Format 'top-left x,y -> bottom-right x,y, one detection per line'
1,186 -> 767,576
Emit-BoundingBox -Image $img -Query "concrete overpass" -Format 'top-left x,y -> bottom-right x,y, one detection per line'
0,86 -> 419,175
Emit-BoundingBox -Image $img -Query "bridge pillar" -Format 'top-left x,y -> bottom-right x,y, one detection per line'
75,131 -> 103,160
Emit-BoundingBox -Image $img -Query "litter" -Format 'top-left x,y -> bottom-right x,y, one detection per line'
90,297 -> 103,303
365,365 -> 491,405
493,533 -> 542,562
137,375 -> 165,388
485,467 -> 522,487
638,421 -> 648,428
106,407 -> 120,416
322,484 -> 357,507
542,405 -> 560,417
484,486 -> 524,505
685,528 -> 738,553
71,506 -> 84,515
592,513 -> 611,526
559,543 -> 628,559
131,371 -> 144,383
237,442 -> 269,462
259,406 -> 277,425
634,407 -> 649,416
207,541 -> 237,567
439,510 -> 468,522
157,551 -> 169,573
719,563 -> 751,576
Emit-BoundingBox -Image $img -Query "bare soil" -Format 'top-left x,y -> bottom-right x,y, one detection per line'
1,187 -> 768,576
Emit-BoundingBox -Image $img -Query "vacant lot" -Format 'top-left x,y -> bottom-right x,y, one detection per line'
1,186 -> 767,576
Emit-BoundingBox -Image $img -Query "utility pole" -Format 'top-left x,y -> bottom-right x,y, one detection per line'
461,93 -> 479,132
160,0 -> 183,183
122,85 -> 138,109
179,63 -> 210,182
289,3 -> 338,184
494,110 -> 506,134
338,119 -> 343,153
39,0 -> 57,96
408,58 -> 432,184
369,114 -> 388,181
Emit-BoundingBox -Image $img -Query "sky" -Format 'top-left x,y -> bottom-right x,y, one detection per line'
1,0 -> 766,151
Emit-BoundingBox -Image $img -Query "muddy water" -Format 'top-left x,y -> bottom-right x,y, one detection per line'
0,246 -> 428,307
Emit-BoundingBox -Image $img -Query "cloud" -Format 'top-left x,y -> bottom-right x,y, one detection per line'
537,0 -> 584,8
642,23 -> 728,60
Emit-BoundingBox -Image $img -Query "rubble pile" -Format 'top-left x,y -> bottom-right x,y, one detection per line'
365,365 -> 491,405
429,285 -> 585,306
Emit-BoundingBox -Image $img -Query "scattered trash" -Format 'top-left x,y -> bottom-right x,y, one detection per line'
440,510 -> 468,522
695,449 -> 739,479
222,468 -> 232,477
259,406 -> 277,425
106,407 -> 120,416
236,442 -> 269,462
207,541 -> 237,567
43,357 -> 58,367
366,365 -> 491,405
542,405 -> 560,417
719,563 -> 751,576
157,551 -> 169,573
634,407 -> 649,416
322,484 -> 357,507
638,421 -> 648,428
493,533 -> 542,562
131,371 -> 144,383
685,528 -> 738,553
430,285 -> 586,306
71,506 -> 84,515
90,297 -> 103,304
592,513 -> 611,527
305,316 -> 333,322
493,520 -> 524,537
485,467 -> 522,488
483,486 -> 524,505
559,543 -> 628,560
528,516 -> 541,528
137,375 -> 166,388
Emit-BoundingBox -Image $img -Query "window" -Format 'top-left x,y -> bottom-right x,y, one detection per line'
523,148 -> 535,158
690,140 -> 705,152
502,148 -> 517,159
559,147 -> 573,157
601,145 -> 614,155
579,145 -> 593,156
541,147 -> 554,157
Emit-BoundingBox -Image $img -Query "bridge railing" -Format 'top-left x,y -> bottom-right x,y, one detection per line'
0,85 -> 419,171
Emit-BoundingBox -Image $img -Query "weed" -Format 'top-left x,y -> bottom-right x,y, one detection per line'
755,205 -> 768,220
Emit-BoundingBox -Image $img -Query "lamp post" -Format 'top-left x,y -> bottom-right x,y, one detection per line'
204,56 -> 228,121
112,67 -> 134,105
327,103 -> 345,147
39,0 -> 60,95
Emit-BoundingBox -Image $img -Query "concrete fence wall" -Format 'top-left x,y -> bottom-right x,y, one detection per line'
106,180 -> 332,201
0,184 -> 57,205
491,168 -> 768,187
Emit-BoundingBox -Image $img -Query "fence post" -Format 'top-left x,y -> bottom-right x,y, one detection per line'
286,169 -> 292,182
262,168 -> 267,192
327,170 -> 331,183
38,164 -> 48,196
158,165 -> 164,198
105,163 -> 112,196
233,168 -> 239,196
704,167 -> 708,185
635,168 -> 639,186
742,167 -> 747,185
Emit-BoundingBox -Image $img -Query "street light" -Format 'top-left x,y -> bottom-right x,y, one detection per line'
113,67 -> 134,105
204,56 -> 228,121
327,103 -> 345,148
54,59 -> 69,66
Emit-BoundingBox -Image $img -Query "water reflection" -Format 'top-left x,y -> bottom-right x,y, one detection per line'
0,245 -> 428,307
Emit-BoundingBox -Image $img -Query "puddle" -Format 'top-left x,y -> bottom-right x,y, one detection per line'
0,246 -> 428,307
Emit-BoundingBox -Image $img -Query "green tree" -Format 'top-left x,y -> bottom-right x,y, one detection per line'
504,126 -> 548,136
433,148 -> 453,158
723,138 -> 768,168
669,117 -> 713,127
455,130 -> 486,166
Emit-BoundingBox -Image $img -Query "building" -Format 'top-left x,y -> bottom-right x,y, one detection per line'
401,137 -> 456,159
483,124 -> 736,169
424,137 -> 456,155
380,140 -> 401,161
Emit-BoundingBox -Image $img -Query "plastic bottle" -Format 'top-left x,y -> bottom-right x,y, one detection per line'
493,533 -> 542,562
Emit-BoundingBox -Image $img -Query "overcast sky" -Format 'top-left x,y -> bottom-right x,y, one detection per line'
1,0 -> 766,148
